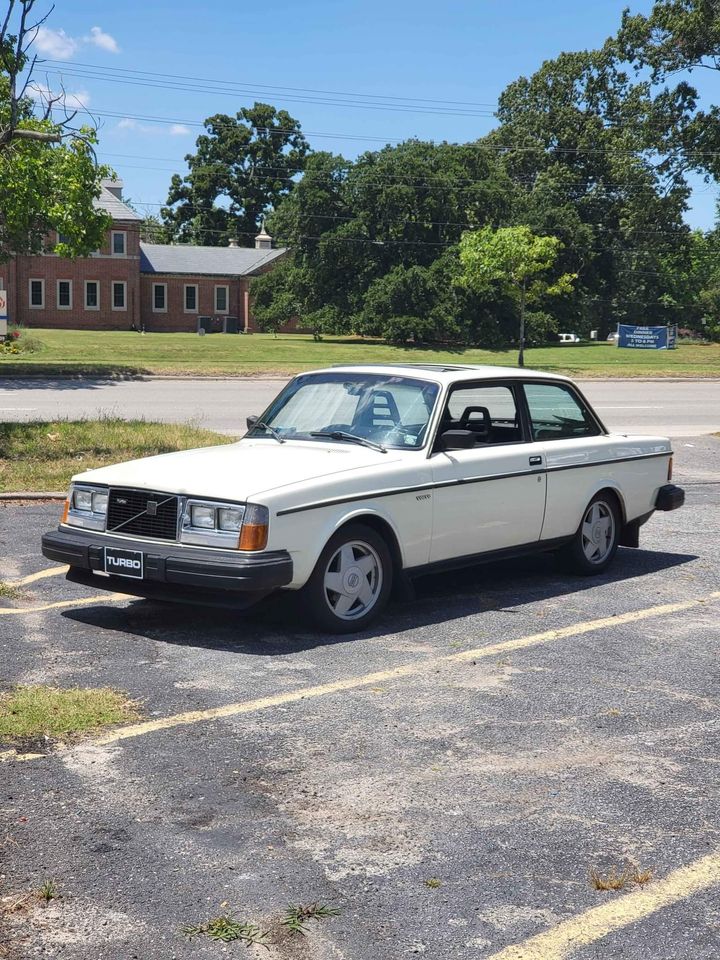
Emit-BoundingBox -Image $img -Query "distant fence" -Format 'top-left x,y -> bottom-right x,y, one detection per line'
616,324 -> 677,350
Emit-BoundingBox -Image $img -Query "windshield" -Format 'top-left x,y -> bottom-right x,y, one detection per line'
247,372 -> 440,450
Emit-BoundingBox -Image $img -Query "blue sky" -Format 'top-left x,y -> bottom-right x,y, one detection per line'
32,0 -> 719,229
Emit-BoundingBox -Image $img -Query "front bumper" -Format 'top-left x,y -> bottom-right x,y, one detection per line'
41,527 -> 293,608
655,483 -> 685,512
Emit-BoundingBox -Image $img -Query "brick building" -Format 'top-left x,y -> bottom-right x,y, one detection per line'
3,179 -> 287,333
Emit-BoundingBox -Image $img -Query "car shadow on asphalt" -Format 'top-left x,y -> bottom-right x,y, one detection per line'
61,546 -> 698,655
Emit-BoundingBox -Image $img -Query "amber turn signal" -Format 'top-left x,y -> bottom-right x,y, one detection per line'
61,498 -> 70,524
238,523 -> 268,551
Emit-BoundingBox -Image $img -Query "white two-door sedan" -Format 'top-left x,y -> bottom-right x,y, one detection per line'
42,364 -> 684,633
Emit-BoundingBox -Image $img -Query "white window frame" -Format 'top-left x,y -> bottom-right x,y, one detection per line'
57,279 -> 72,310
214,284 -> 229,314
184,283 -> 198,313
111,281 -> 127,311
152,282 -> 167,313
111,231 -> 127,256
29,278 -> 45,309
84,280 -> 100,311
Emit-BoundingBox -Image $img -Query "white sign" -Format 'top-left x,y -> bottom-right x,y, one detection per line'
0,289 -> 7,338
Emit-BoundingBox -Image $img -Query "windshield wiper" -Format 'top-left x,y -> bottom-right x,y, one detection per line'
253,421 -> 285,444
310,431 -> 386,453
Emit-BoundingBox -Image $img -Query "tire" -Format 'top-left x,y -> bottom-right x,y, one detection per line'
557,492 -> 621,575
299,523 -> 393,633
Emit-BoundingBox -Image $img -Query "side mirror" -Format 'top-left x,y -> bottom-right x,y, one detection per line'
439,429 -> 475,451
246,415 -> 258,430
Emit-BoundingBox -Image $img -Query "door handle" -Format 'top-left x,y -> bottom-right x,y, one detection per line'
529,456 -> 543,466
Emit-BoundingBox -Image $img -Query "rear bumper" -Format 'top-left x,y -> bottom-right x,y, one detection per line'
41,527 -> 293,608
655,484 -> 685,512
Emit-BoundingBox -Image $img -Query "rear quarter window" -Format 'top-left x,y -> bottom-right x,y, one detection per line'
523,383 -> 602,441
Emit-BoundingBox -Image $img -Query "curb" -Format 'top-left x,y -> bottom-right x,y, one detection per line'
0,492 -> 65,501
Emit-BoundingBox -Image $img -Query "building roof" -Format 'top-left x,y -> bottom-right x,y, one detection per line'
139,243 -> 287,277
94,182 -> 141,222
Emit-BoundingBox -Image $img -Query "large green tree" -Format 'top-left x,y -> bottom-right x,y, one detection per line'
0,0 -> 111,260
459,226 -> 576,366
162,103 -> 310,247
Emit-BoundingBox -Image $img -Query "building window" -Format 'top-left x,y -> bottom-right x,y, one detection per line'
29,279 -> 44,308
56,231 -> 71,246
152,283 -> 167,312
112,281 -> 127,311
214,285 -> 229,313
111,231 -> 127,256
57,280 -> 72,309
85,281 -> 99,310
184,284 -> 198,313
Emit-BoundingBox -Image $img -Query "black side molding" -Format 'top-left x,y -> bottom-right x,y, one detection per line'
655,484 -> 685,512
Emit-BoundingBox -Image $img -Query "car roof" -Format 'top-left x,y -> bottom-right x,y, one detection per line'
306,363 -> 572,385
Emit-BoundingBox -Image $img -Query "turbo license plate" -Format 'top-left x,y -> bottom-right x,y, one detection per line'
104,547 -> 144,579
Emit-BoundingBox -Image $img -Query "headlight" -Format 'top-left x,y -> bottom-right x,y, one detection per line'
64,484 -> 108,531
218,507 -> 243,531
190,504 -> 216,529
180,499 -> 268,550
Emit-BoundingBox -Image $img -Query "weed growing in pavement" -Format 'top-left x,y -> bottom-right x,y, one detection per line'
183,915 -> 268,944
37,881 -> 58,904
0,685 -> 138,741
424,878 -> 442,889
0,581 -> 23,601
282,903 -> 341,935
589,864 -> 653,891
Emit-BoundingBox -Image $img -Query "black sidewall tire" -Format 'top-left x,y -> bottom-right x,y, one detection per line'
558,493 -> 621,576
299,523 -> 393,633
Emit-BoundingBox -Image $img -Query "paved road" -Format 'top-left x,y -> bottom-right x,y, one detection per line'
1,376 -> 718,438
1,437 -> 719,959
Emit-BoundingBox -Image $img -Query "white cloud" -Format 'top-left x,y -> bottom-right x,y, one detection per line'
169,124 -> 192,136
33,24 -> 119,60
35,27 -> 78,59
117,118 -> 194,139
85,26 -> 120,54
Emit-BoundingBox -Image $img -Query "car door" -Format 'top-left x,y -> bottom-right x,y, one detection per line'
428,381 -> 547,563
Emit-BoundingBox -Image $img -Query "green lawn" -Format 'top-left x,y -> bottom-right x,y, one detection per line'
0,418 -> 232,491
0,329 -> 719,378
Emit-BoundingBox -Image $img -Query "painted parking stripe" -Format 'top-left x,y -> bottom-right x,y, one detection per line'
0,593 -> 129,616
486,849 -> 720,959
12,565 -> 68,587
75,590 -> 720,749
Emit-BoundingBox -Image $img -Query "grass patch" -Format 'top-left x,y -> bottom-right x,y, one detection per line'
0,329 -> 718,377
424,878 -> 442,889
282,902 -> 341,935
183,915 -> 268,945
589,864 -> 653,891
0,685 -> 138,743
0,418 -> 232,492
0,581 -> 23,601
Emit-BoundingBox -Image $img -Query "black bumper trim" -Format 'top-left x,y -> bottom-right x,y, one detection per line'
655,484 -> 685,512
41,528 -> 293,596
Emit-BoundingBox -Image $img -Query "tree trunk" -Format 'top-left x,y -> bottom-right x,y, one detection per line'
518,282 -> 526,368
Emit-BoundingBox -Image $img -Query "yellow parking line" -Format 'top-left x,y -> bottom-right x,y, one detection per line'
82,590 -> 719,748
12,565 -> 68,587
0,593 -> 129,615
486,849 -> 720,959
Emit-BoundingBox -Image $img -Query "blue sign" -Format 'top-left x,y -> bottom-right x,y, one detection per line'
617,324 -> 677,350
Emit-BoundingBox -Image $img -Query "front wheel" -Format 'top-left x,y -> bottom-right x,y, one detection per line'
557,493 -> 620,575
299,523 -> 393,633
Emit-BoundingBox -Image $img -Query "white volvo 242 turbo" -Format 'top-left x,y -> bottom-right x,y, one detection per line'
42,365 -> 684,633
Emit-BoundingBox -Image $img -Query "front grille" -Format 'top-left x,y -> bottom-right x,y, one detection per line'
106,488 -> 179,542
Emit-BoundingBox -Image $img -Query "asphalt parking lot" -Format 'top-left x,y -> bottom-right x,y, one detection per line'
1,435 -> 719,960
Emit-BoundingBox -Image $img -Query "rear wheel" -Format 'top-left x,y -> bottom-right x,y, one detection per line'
299,523 -> 393,633
557,493 -> 620,575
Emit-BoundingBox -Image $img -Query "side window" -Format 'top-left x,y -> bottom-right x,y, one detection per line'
440,384 -> 521,446
523,383 -> 601,441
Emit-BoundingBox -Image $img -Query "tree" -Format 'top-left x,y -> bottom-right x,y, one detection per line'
249,259 -> 300,337
0,1 -> 111,260
459,226 -> 576,366
162,103 -> 309,246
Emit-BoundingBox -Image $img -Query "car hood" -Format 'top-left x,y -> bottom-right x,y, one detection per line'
72,439 -> 398,503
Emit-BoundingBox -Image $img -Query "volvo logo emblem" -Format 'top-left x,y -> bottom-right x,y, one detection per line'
146,501 -> 158,516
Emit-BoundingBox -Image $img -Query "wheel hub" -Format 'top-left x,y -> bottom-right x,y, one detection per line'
343,566 -> 363,594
